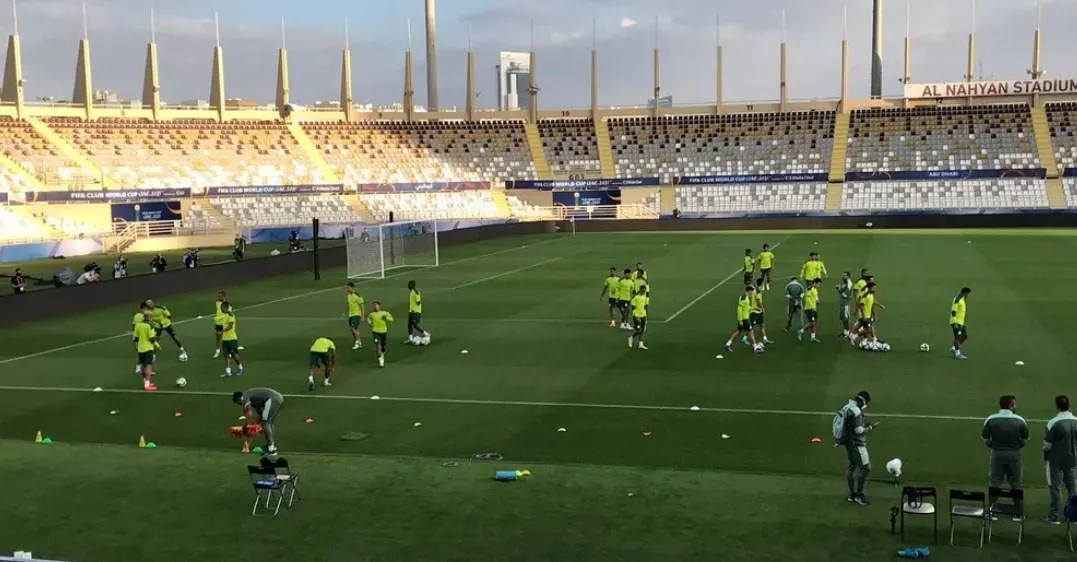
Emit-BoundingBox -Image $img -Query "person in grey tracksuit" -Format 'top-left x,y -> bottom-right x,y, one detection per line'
234,387 -> 285,455
838,390 -> 876,506
1044,395 -> 1077,524
784,277 -> 805,332
982,395 -> 1028,512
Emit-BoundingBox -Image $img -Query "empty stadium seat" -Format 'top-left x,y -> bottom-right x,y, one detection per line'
210,195 -> 364,227
539,119 -> 600,174
0,207 -> 55,242
675,183 -> 828,214
1046,102 -> 1077,170
842,179 -> 1048,211
609,112 -> 835,182
0,118 -> 97,186
359,191 -> 545,222
1062,178 -> 1077,207
847,105 -> 1039,172
302,121 -> 537,184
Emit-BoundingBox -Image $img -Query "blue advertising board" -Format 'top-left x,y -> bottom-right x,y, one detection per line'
506,178 -> 660,190
110,201 -> 183,222
674,173 -> 828,185
845,169 -> 1046,182
357,182 -> 489,193
552,190 -> 621,207
206,185 -> 344,196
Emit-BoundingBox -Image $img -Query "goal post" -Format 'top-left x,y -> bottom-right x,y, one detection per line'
346,220 -> 440,279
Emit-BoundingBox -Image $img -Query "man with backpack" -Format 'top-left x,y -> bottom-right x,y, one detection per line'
834,391 -> 877,506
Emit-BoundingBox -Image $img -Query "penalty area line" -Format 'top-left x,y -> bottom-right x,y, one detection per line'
0,384 -> 1019,422
664,241 -> 783,323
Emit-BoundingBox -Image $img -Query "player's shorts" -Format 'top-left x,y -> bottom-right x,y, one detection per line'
221,339 -> 240,357
372,332 -> 388,350
989,450 -> 1022,490
618,300 -> 630,311
846,444 -> 870,469
743,273 -> 753,286
805,309 -> 818,323
214,324 -> 224,334
839,304 -> 851,322
309,351 -> 330,368
760,268 -> 772,280
137,350 -> 155,366
156,325 -> 176,338
632,316 -> 647,333
348,315 -> 362,330
749,312 -> 764,326
787,301 -> 802,313
736,319 -> 751,332
608,298 -> 618,308
408,312 -> 422,327
857,317 -> 875,329
952,323 -> 967,338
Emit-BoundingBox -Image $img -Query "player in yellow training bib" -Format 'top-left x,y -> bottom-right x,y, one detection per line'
629,286 -> 650,350
133,306 -> 159,391
741,284 -> 774,346
950,287 -> 971,360
307,337 -> 337,391
616,269 -> 635,330
800,278 -> 822,343
367,302 -> 394,368
146,299 -> 188,362
851,282 -> 885,347
601,267 -> 622,328
406,280 -> 431,346
345,282 -> 365,350
213,289 -> 227,358
724,285 -> 763,354
743,249 -> 756,288
757,244 -> 776,291
218,301 -> 245,378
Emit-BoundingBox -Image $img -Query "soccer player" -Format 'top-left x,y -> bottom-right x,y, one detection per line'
213,290 -> 227,358
800,278 -> 822,342
800,252 -> 828,284
146,299 -> 188,361
132,301 -> 154,375
233,387 -> 285,456
851,283 -> 884,346
784,277 -> 805,332
742,284 -> 773,346
852,272 -> 873,319
836,271 -> 854,339
629,286 -> 649,350
617,269 -> 634,330
1044,394 -> 1077,524
601,267 -> 621,328
950,287 -> 971,360
631,262 -> 648,285
219,301 -> 244,378
367,301 -> 394,368
835,391 -> 877,506
307,337 -> 337,390
757,243 -> 776,291
724,286 -> 762,353
982,394 -> 1028,516
132,307 -> 158,391
406,280 -> 430,345
742,249 -> 755,288
345,282 -> 365,350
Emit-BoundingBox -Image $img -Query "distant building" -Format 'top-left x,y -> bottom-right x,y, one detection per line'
647,96 -> 673,108
225,98 -> 258,109
497,52 -> 531,111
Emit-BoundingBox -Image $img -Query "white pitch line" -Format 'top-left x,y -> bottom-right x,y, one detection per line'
663,241 -> 783,323
0,384 -> 1026,422
0,237 -> 566,366
447,256 -> 564,291
241,316 -> 617,325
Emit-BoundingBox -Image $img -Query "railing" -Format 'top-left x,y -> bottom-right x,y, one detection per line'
516,204 -> 660,221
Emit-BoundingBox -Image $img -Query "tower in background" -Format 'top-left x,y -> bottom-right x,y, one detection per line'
424,0 -> 439,111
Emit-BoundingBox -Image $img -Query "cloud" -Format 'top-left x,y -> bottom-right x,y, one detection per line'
3,0 -> 1077,109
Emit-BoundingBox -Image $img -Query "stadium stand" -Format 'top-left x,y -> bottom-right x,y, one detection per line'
676,183 -> 829,215
206,195 -> 365,227
43,118 -> 327,189
0,118 -> 96,186
361,191 -> 521,222
1046,102 -> 1077,170
842,178 -> 1049,211
301,121 -> 538,184
0,207 -> 54,242
608,112 -> 835,182
846,105 -> 1039,171
538,119 -> 601,174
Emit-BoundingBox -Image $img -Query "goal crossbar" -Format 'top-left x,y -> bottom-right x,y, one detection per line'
346,220 -> 440,279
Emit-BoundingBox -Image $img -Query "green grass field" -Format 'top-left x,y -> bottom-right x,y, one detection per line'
2,229 -> 1077,561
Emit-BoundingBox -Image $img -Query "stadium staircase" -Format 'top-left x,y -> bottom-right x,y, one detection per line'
344,194 -> 377,223
1029,105 -> 1067,209
523,122 -> 552,180
286,123 -> 341,184
594,118 -> 616,178
196,199 -> 238,229
0,151 -> 46,192
9,206 -> 62,238
25,117 -> 118,189
489,185 -> 512,217
825,112 -> 851,211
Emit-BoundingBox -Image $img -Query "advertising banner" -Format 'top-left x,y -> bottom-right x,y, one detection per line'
674,173 -> 828,185
356,182 -> 489,193
206,185 -> 344,196
552,190 -> 621,207
904,79 -> 1077,99
845,169 -> 1046,182
25,188 -> 191,202
506,178 -> 659,190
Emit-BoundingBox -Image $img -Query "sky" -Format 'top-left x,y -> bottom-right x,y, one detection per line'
3,0 -> 1074,109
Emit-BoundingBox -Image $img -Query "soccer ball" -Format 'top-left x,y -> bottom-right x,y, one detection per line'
419,335 -> 431,346
886,458 -> 903,478
920,343 -> 930,353
881,342 -> 891,352
175,377 -> 187,388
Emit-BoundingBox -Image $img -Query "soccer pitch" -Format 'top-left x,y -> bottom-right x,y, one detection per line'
2,229 -> 1076,561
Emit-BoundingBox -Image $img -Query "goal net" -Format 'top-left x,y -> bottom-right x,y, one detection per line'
346,220 -> 440,279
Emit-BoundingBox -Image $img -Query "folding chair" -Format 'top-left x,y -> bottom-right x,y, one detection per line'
1066,493 -> 1077,552
248,465 -> 285,516
948,489 -> 987,547
987,487 -> 1024,545
261,456 -> 301,508
900,486 -> 938,544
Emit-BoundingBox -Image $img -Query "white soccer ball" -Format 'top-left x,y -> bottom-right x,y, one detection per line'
175,377 -> 187,388
881,343 -> 891,352
886,458 -> 903,478
420,335 -> 431,346
920,343 -> 930,353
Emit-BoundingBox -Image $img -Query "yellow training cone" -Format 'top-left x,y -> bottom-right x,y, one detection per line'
138,435 -> 147,448
34,431 -> 43,444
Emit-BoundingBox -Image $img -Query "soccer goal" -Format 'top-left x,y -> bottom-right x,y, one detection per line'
346,220 -> 440,279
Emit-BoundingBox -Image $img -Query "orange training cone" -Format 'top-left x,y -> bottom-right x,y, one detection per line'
138,435 -> 147,448
34,431 -> 43,444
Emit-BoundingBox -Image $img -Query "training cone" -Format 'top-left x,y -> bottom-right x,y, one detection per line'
41,437 -> 52,445
34,431 -> 43,444
138,435 -> 147,448
252,446 -> 264,454
145,442 -> 157,449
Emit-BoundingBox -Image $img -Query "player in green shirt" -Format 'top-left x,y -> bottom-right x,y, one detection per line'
742,249 -> 756,288
406,280 -> 431,345
724,286 -> 763,354
131,302 -> 155,375
800,278 -> 822,343
629,286 -> 650,350
345,282 -> 365,350
307,337 -> 337,391
219,301 -> 244,378
617,269 -> 634,330
132,307 -> 158,391
146,299 -> 188,362
367,302 -> 394,368
600,267 -> 621,328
